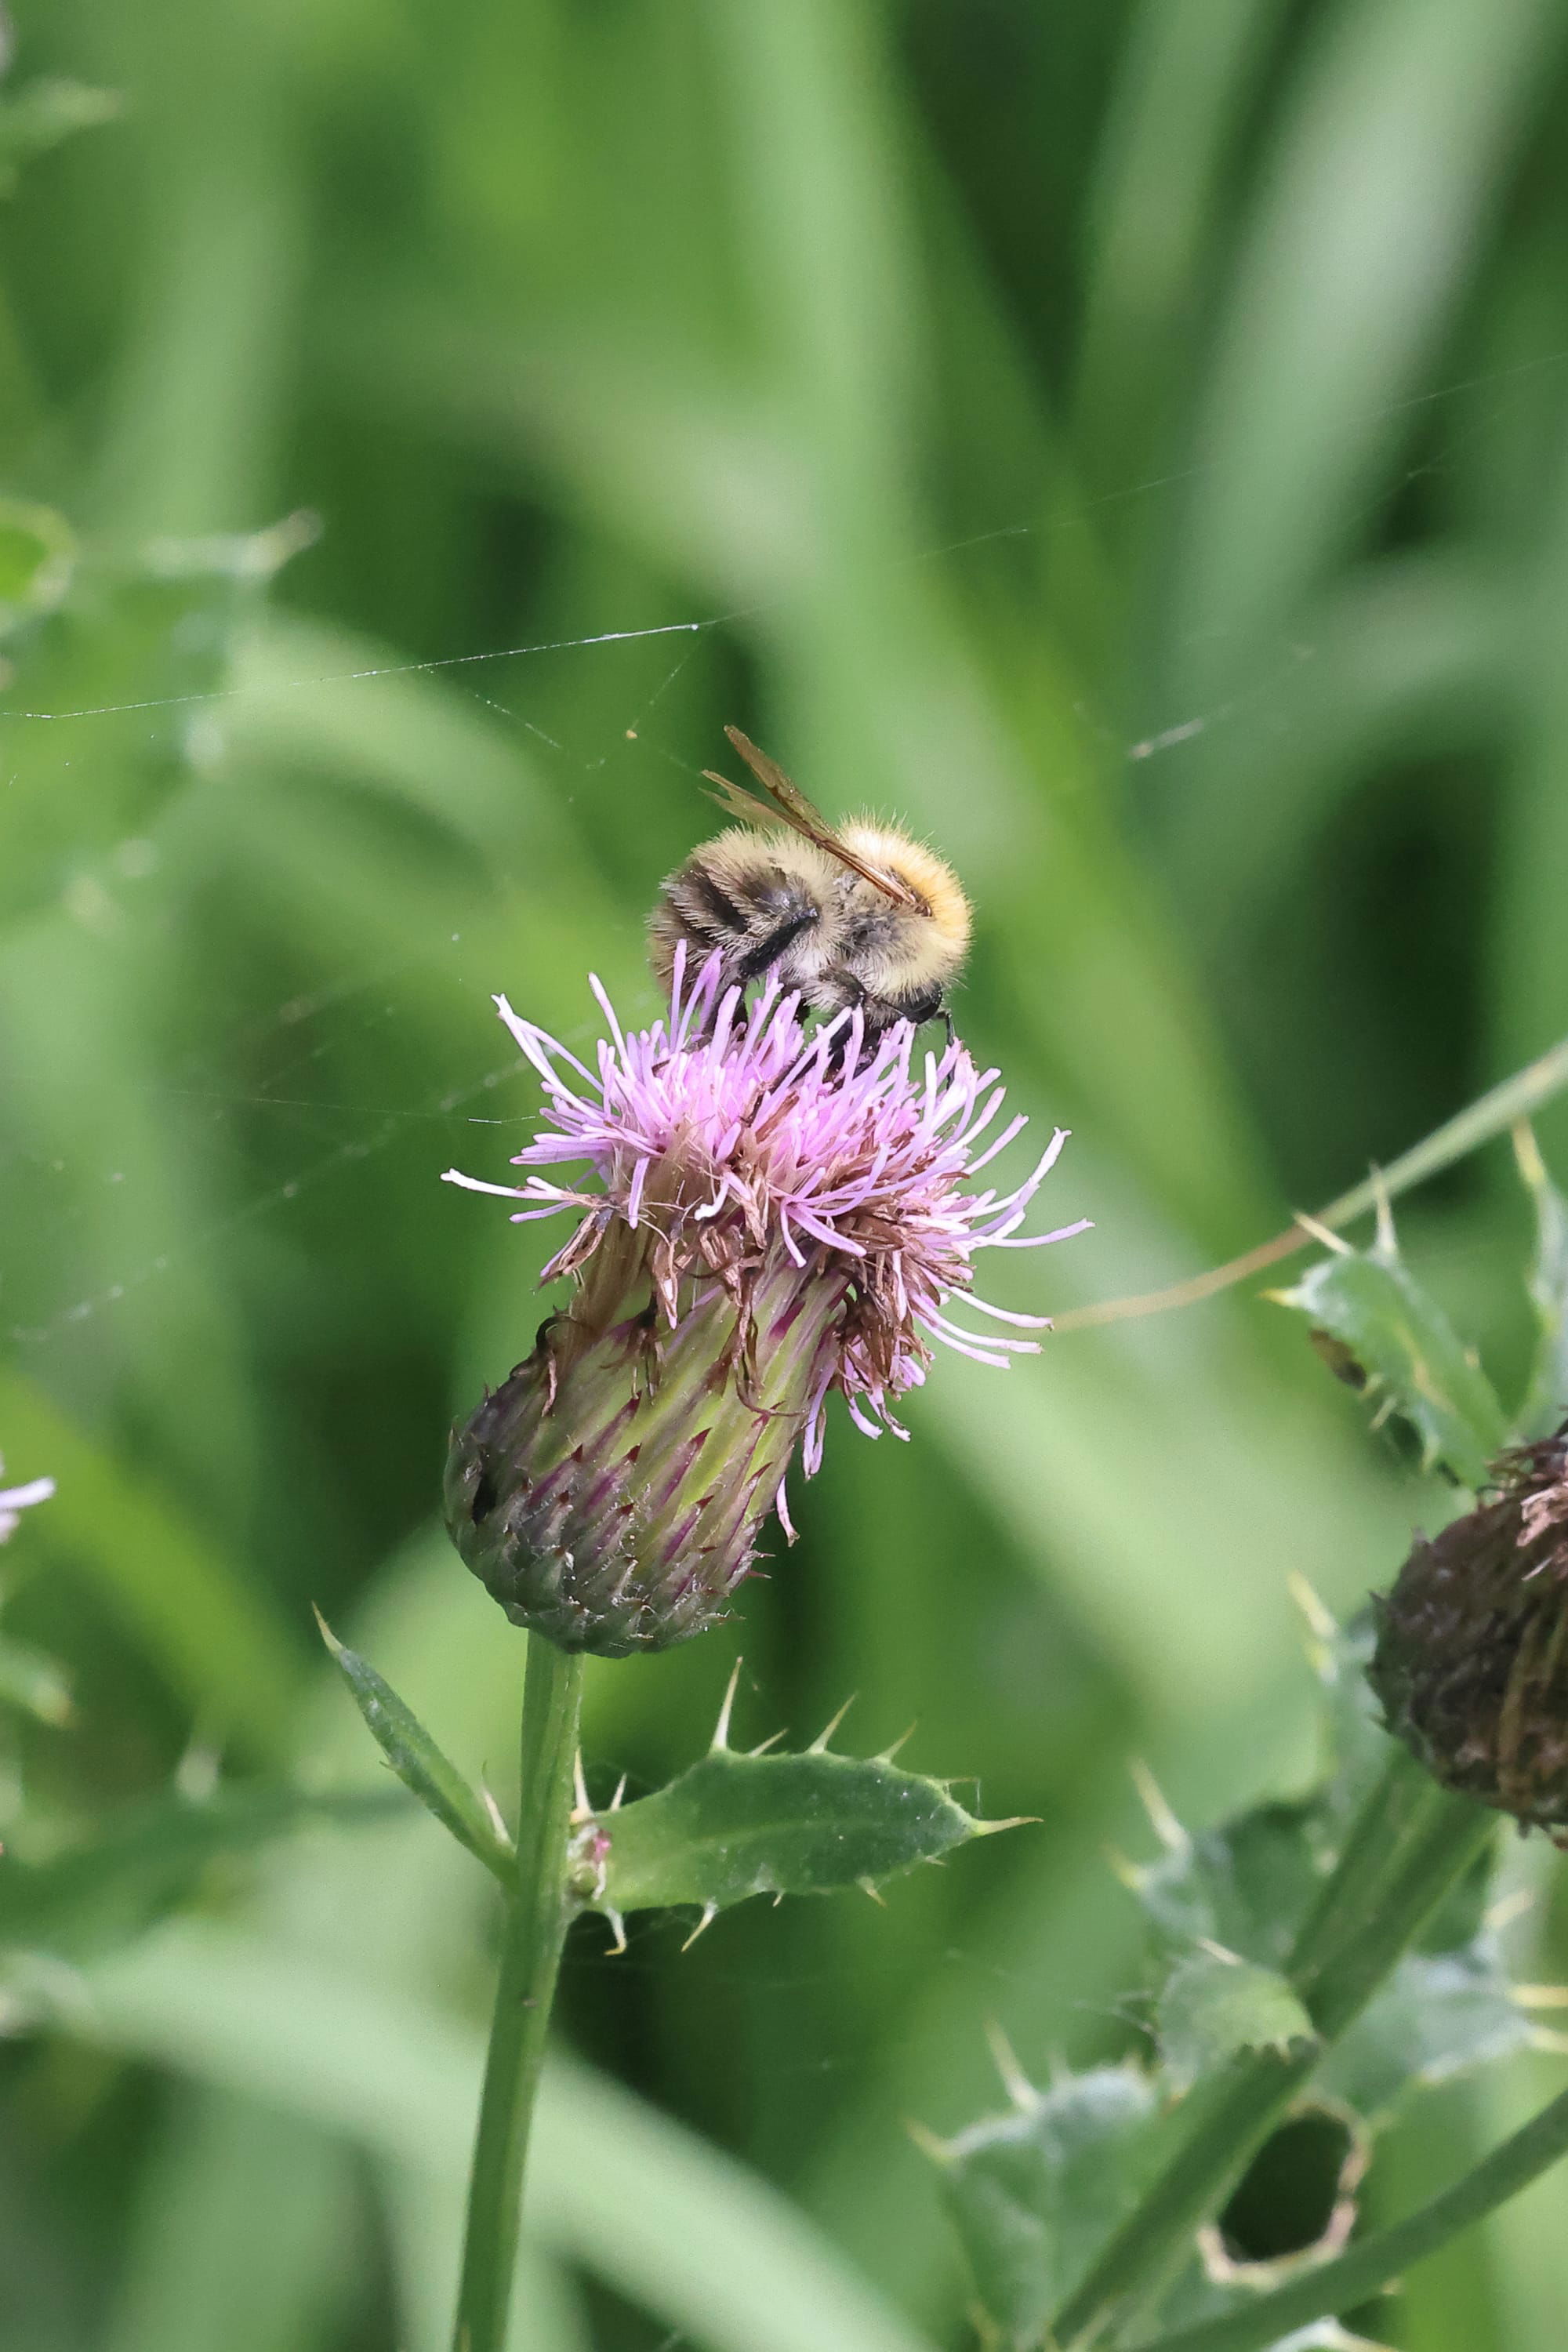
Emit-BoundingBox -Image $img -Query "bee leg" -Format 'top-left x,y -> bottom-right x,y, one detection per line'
691,908 -> 827,1040
814,973 -> 885,1070
735,908 -> 820,985
815,976 -> 943,1069
892,984 -> 946,1032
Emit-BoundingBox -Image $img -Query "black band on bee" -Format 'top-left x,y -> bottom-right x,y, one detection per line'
681,870 -> 747,937
736,909 -> 821,983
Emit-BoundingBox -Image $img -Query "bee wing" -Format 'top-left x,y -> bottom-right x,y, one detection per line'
703,726 -> 924,910
700,770 -> 789,830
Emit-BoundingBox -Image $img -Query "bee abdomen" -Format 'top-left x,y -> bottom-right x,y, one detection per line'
669,865 -> 748,939
651,855 -> 823,995
664,862 -> 818,946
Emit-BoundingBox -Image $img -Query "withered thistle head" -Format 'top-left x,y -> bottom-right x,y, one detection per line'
441,953 -> 1087,1657
1370,1426 -> 1568,1830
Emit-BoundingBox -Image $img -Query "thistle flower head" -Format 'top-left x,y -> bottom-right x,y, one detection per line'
0,1460 -> 53,1543
442,952 -> 1087,1656
1370,1426 -> 1568,1831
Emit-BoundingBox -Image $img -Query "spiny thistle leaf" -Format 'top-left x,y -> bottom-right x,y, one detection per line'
314,1610 -> 511,1882
929,1616 -> 1519,2352
1127,1622 -> 1375,1998
1131,1633 -> 1521,2130
931,2066 -> 1162,2352
1272,1228 -> 1507,1486
1133,1800 -> 1327,1975
1516,1124 -> 1568,1439
1319,1946 -> 1531,2125
571,1697 -> 1020,1922
1156,1953 -> 1316,2094
0,1784 -> 405,1961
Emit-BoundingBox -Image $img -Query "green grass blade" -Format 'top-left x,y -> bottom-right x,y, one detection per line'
74,1918 -> 942,2352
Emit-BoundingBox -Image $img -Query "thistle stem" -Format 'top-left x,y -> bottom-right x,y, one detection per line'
1123,2080 -> 1568,2352
1049,1754 -> 1494,2348
452,1634 -> 585,2352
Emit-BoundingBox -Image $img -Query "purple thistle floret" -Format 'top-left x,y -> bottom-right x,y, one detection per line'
0,1461 -> 53,1544
441,951 -> 1087,1655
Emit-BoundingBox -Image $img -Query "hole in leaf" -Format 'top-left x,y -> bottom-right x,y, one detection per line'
1218,2109 -> 1357,2266
471,1470 -> 498,1523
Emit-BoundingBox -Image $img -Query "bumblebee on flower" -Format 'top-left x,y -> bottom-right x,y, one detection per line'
443,949 -> 1087,1657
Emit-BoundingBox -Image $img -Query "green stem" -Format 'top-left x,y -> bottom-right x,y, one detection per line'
1298,1780 -> 1495,2040
1048,1759 -> 1494,2349
1123,2082 -> 1568,2352
1281,1748 -> 1421,1983
1056,1029 -> 1568,1333
451,1634 -> 585,2352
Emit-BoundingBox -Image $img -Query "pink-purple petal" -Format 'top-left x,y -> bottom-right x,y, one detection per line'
446,954 -> 1086,1469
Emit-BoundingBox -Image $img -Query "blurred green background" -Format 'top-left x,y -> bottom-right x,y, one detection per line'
5,1 -> 1568,2346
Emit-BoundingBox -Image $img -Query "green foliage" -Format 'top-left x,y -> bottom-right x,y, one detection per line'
72,1916 -> 942,2352
1322,1945 -> 1530,2127
574,1702 -> 1012,1928
0,516 -> 315,926
0,498 -> 74,633
1517,1125 -> 1568,1438
934,2068 -> 1161,2352
6,1 -> 1568,2345
1133,1799 -> 1330,1976
315,1610 -> 512,1882
0,1630 -> 71,1726
0,72 -> 119,194
933,1618 -> 1531,2350
1156,1955 -> 1315,2096
1272,1223 -> 1508,1487
321,1624 -> 1014,1925
0,1372 -> 305,1760
0,1783 -> 403,1968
